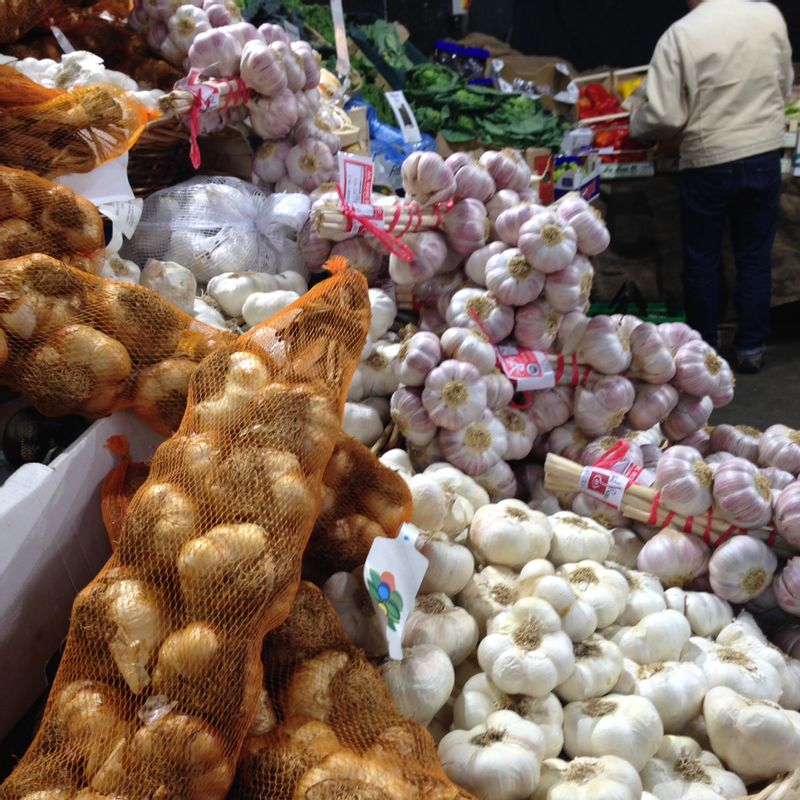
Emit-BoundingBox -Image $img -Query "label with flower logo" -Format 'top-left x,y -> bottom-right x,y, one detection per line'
364,523 -> 429,660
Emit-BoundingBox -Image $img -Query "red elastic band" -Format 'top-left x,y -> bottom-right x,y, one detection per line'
647,492 -> 662,526
716,525 -> 738,547
702,509 -> 714,544
661,510 -> 676,528
555,353 -> 566,383
766,528 -> 777,548
683,515 -> 695,533
581,366 -> 593,386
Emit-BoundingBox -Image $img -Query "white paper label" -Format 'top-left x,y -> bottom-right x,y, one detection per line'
56,153 -> 134,206
330,0 -> 350,78
364,523 -> 429,660
385,90 -> 422,144
579,466 -> 629,510
100,198 -> 143,255
496,344 -> 555,390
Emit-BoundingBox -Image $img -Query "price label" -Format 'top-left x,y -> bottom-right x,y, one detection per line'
385,90 -> 422,144
496,344 -> 555,391
364,523 -> 429,660
579,466 -> 629,510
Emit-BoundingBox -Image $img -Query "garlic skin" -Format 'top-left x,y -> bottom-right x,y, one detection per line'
417,530 -> 475,597
654,445 -> 714,516
456,565 -> 518,636
548,512 -> 613,567
403,593 -> 479,666
390,387 -> 437,447
543,254 -> 594,314
397,331 -> 442,387
342,402 -> 384,446
514,298 -> 563,351
555,635 -> 624,702
661,394 -> 714,442
663,587 -> 733,638
558,560 -> 629,629
673,340 -> 732,398
401,152 -> 457,206
710,423 -> 762,462
453,675 -> 564,759
379,644 -> 455,726
534,755 -> 642,800
443,198 -> 490,256
426,462 -> 491,512
438,709 -> 545,800
774,557 -> 800,617
440,409 -> 508,477
482,372 -> 515,411
478,597 -> 575,697
485,248 -> 545,307
758,424 -> 800,474
574,376 -> 636,437
614,660 -> 708,735
480,149 -> 532,192
422,359 -> 487,431
446,153 -> 496,202
518,211 -> 578,274
405,473 -> 448,532
708,536 -> 778,602
612,609 -> 691,664
469,501 -> 552,569
466,241 -> 510,287
576,316 -> 633,374
562,694 -> 663,771
446,288 -> 515,344
636,528 -> 710,588
704,685 -> 800,782
495,203 -> 543,246
712,457 -> 773,529
616,567 -> 666,625
658,321 -> 702,354
496,407 -> 537,461
439,326 -> 496,375
323,571 -> 387,657
528,387 -> 575,436
640,734 -> 747,799
627,383 -> 679,431
556,193 -> 611,256
627,322 -> 676,384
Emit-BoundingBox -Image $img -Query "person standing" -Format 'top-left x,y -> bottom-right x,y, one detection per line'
630,0 -> 793,373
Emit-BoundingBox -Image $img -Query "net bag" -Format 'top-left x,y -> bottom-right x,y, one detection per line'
0,254 -> 235,435
232,582 -> 475,800
0,66 -> 151,178
0,268 -> 370,800
0,166 -> 105,273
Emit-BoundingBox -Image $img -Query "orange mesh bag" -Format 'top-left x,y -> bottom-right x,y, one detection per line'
0,269 -> 370,800
0,254 -> 235,435
232,582 -> 475,800
0,167 -> 105,274
306,434 -> 412,575
0,66 -> 151,178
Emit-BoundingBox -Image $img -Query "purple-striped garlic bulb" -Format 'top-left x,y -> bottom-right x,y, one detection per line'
528,386 -> 574,436
298,219 -> 332,270
390,386 -> 437,446
474,458 -> 518,502
446,289 -> 515,345
514,299 -> 563,351
485,248 -> 545,307
762,466 -> 796,491
627,322 -> 676,384
758,425 -> 800,475
571,492 -> 630,529
329,237 -> 382,280
773,481 -> 800,548
482,371 -> 515,411
709,424 -> 762,463
708,536 -> 777,602
415,270 -> 466,310
555,193 -> 610,256
189,28 -> 242,77
543,255 -> 593,314
626,383 -> 679,431
677,426 -> 712,456
441,327 -> 497,375
575,316 -> 632,375
712,457 -> 774,529
555,310 -> 590,355
654,445 -> 714,516
402,152 -> 456,206
574,375 -> 636,437
658,322 -> 702,355
495,203 -> 543,246
518,211 -> 578,274
422,359 -> 487,431
389,232 -> 448,286
479,149 -> 532,192
248,89 -> 298,138
465,241 -> 508,287
446,154 -> 496,203
443,198 -> 489,256
496,407 -> 537,461
581,435 -> 644,468
440,410 -> 508,476
397,332 -> 443,387
673,340 -> 734,400
661,394 -> 713,442
486,190 -> 521,232
547,422 -> 590,462
252,138 -> 292,185
637,528 -> 711,587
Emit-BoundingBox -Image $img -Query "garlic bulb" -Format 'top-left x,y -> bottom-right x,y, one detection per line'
240,38 -> 286,94
708,535 -> 777,602
495,202 -> 543,246
453,675 -> 564,759
248,89 -> 299,139
403,593 -> 478,666
401,152 -> 456,206
479,149 -> 532,192
241,290 -> 300,326
548,512 -> 613,567
478,597 -> 574,697
627,383 -> 679,431
673,340 -> 732,399
443,198 -> 490,256
396,331 -> 442,387
456,565 -> 518,636
379,644 -> 454,725
534,755 -> 642,800
574,376 -> 636,437
496,407 -> 537,461
615,660 -> 708,735
484,248 -> 545,307
661,394 -> 713,442
475,459 -> 518,502
547,422 -> 590,462
468,501 -> 551,569
440,327 -> 498,375
482,371 -> 515,411
663,587 -> 733,638
390,387 -> 436,447
389,231 -> 449,285
636,528 -> 710,588
514,298 -> 563,351
710,423 -> 762,462
576,316 -> 632,375
775,625 -> 800,658
627,323 -> 676,384
446,153 -> 496,202
555,635 -> 624,702
426,461 -> 491,512
323,570 -> 387,657
758,424 -> 800,474
417,530 -> 475,597
611,609 -> 691,664
446,288 -> 515,344
712,457 -> 773,529
554,310 -> 590,355
543,254 -> 593,314
438,709 -> 545,800
654,445 -> 714,516
518,211 -> 577,274
763,466 -> 796,490
562,694 -> 663,771
640,734 -> 747,799
421,359 -> 487,431
616,567 -> 666,625
774,557 -> 800,617
440,410 -> 508,477
704,685 -> 800,781
528,387 -> 575,436
405,473 -> 448,532
558,560 -> 629,629
657,321 -> 701,355
515,561 -> 598,642
555,193 -> 611,256
608,527 -> 644,569
140,258 -> 197,314
465,241 -> 508,287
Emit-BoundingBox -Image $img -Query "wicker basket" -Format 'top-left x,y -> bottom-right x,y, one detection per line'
127,115 -> 194,198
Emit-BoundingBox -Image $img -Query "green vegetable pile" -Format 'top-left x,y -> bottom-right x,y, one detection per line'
405,64 -> 565,150
359,19 -> 415,73
282,0 -> 335,43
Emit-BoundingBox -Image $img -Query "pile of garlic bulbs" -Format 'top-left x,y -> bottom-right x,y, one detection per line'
325,448 -> 800,800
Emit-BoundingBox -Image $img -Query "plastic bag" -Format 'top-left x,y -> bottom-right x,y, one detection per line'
0,269 -> 371,800
125,177 -> 312,283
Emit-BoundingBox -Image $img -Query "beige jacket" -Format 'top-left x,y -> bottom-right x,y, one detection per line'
630,0 -> 792,169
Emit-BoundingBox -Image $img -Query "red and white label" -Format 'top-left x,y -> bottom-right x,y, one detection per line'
338,153 -> 380,234
496,345 -> 555,391
579,466 -> 629,509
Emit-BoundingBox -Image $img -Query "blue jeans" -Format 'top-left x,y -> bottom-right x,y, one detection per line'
680,150 -> 782,354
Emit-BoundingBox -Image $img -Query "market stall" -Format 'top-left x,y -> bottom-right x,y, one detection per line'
1,2 -> 800,799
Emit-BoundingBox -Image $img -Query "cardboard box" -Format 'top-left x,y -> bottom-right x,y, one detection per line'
553,154 -> 601,202
495,57 -> 579,117
0,411 -> 164,738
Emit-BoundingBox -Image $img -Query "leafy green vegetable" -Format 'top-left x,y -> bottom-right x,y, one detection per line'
282,0 -> 335,42
359,20 -> 415,73
405,63 -> 461,94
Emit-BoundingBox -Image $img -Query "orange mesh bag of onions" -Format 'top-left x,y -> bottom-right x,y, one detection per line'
232,582 -> 475,800
0,66 -> 152,178
305,433 -> 412,576
0,268 -> 371,800
0,254 -> 234,435
0,167 -> 106,274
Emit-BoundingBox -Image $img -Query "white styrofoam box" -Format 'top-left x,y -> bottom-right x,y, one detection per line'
0,410 -> 164,738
